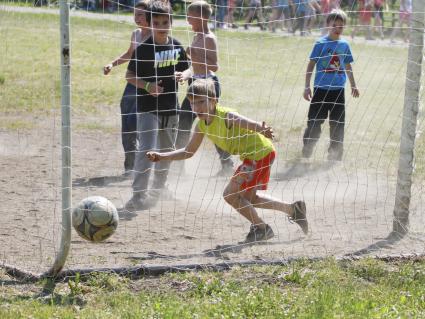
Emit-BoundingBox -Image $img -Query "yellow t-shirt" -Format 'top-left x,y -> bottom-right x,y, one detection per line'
197,105 -> 275,161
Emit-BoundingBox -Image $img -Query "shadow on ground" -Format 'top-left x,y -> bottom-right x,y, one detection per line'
73,174 -> 130,187
123,238 -> 303,263
275,160 -> 337,181
345,231 -> 406,257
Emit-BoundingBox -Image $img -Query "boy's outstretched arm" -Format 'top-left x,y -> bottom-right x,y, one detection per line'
226,113 -> 274,139
303,60 -> 316,101
147,126 -> 205,162
104,32 -> 136,75
345,63 -> 360,98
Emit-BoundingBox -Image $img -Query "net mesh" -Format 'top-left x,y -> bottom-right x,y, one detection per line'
0,0 -> 424,275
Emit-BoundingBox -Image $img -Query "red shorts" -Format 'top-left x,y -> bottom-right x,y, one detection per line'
234,151 -> 276,192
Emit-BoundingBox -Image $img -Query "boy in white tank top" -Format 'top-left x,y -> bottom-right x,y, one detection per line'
175,1 -> 234,176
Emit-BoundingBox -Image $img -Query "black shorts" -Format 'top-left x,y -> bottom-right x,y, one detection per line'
309,87 -> 345,123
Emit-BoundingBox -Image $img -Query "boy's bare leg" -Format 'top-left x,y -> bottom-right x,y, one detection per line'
223,175 -> 265,227
223,176 -> 277,242
243,188 -> 294,216
223,172 -> 308,234
244,189 -> 308,234
244,9 -> 255,29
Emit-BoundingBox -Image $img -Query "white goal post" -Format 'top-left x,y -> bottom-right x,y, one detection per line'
46,0 -> 72,277
392,0 -> 425,237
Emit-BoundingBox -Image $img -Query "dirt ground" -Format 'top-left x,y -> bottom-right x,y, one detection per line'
1,110 -> 425,275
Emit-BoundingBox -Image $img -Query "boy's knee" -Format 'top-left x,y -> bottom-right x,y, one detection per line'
223,187 -> 239,205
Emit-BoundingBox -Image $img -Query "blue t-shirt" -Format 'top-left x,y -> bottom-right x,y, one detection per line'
292,0 -> 307,13
309,36 -> 354,90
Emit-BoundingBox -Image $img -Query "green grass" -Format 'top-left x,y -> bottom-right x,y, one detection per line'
1,258 -> 425,318
0,119 -> 34,130
75,122 -> 117,133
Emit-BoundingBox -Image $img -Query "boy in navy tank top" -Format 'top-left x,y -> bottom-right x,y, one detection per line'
103,1 -> 151,174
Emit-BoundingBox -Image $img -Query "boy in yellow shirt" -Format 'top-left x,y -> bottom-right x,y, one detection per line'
147,79 -> 308,243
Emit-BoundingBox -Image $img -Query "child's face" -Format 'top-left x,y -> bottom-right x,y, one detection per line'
189,96 -> 216,121
151,14 -> 171,43
134,8 -> 148,28
328,19 -> 345,39
187,10 -> 203,30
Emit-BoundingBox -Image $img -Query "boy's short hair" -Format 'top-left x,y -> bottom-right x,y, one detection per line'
135,0 -> 149,10
187,1 -> 212,19
326,9 -> 347,25
146,0 -> 172,24
187,79 -> 216,99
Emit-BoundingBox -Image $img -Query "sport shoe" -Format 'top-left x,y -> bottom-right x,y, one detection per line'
290,201 -> 308,234
243,224 -> 275,243
124,195 -> 156,212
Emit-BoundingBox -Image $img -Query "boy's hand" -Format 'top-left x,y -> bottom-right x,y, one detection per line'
146,80 -> 164,97
103,64 -> 113,75
261,121 -> 274,140
303,87 -> 312,101
351,87 -> 360,98
175,71 -> 189,83
146,152 -> 162,162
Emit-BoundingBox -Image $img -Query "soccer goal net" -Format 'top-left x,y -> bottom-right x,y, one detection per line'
0,0 -> 424,277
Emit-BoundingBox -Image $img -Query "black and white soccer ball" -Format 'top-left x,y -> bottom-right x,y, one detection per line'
72,196 -> 118,242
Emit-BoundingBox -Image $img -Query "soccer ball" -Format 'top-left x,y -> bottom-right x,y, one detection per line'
72,196 -> 118,242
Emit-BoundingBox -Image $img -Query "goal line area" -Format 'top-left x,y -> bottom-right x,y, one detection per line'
0,2 -> 424,277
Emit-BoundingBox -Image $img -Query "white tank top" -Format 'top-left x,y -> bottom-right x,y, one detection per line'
132,29 -> 150,51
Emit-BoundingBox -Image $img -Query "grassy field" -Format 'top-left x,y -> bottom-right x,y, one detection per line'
1,258 -> 425,318
1,10 -> 425,318
0,10 -> 413,168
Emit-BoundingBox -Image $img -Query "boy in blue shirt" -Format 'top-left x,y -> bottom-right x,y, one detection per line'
302,9 -> 360,161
